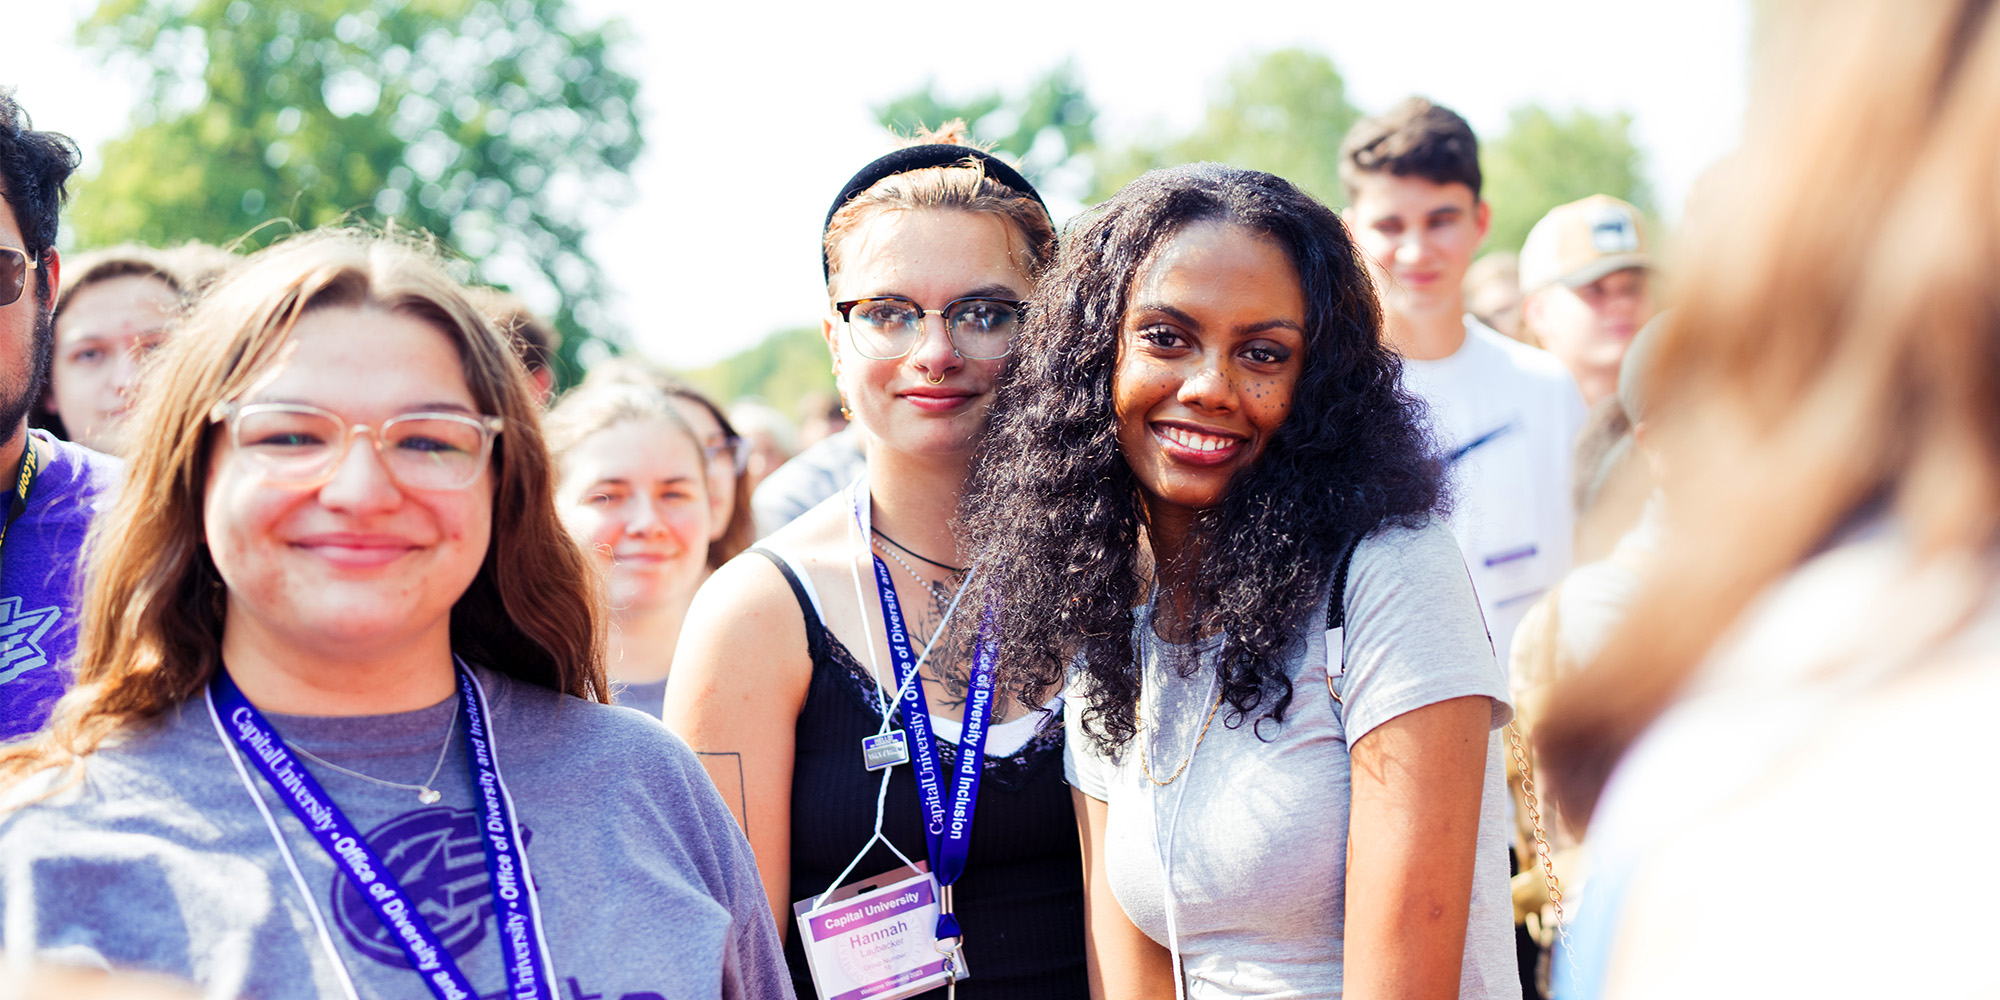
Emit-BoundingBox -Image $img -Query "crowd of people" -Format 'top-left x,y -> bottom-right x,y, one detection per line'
0,0 -> 1996,996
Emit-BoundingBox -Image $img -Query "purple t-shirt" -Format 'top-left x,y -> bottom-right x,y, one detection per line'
0,430 -> 121,741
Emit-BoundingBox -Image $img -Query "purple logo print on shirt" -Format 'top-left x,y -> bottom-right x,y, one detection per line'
0,597 -> 60,686
332,806 -> 535,969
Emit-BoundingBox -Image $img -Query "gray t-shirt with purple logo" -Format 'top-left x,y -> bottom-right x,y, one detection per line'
0,663 -> 793,1000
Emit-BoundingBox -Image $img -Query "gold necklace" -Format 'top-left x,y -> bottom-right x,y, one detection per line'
1138,624 -> 1224,786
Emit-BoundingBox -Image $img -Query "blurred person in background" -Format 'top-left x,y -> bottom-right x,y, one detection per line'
1501,317 -> 1665,999
0,90 -> 121,743
1518,197 -> 1656,406
793,390 -> 847,449
667,126 -> 1086,999
1538,1 -> 2000,995
753,417 -> 868,538
757,390 -> 860,536
728,397 -> 799,499
584,357 -> 756,567
1466,251 -> 1526,342
467,285 -> 562,405
0,231 -> 788,997
36,245 -> 187,455
1341,97 -> 1588,671
549,382 -> 714,718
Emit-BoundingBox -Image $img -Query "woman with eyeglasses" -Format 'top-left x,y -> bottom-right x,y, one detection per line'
960,165 -> 1517,999
0,232 -> 789,998
548,382 -> 715,717
665,125 -> 1085,999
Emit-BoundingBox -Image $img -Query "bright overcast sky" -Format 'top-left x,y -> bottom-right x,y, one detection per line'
5,0 -> 1750,368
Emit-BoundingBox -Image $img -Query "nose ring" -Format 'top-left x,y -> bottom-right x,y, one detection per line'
926,372 -> 945,385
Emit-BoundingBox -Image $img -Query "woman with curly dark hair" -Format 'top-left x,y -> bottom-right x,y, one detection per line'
962,164 -> 1518,999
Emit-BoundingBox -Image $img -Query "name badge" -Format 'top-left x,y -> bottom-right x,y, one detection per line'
793,863 -> 967,1000
861,730 -> 910,771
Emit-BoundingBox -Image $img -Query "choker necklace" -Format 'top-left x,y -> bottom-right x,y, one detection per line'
871,526 -> 967,574
289,711 -> 456,805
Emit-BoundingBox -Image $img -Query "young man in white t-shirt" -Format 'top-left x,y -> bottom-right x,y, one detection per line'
1339,97 -> 1588,668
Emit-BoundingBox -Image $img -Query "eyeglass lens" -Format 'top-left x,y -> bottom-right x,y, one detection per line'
0,249 -> 32,308
705,437 -> 748,477
235,407 -> 490,490
845,297 -> 1020,360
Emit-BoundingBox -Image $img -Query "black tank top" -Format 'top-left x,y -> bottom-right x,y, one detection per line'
755,548 -> 1087,1000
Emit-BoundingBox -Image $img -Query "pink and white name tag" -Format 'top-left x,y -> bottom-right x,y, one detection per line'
793,863 -> 967,1000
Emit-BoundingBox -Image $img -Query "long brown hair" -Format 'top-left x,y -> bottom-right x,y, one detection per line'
1539,0 -> 2000,824
1,231 -> 607,787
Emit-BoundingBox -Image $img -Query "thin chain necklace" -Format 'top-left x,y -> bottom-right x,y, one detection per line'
289,711 -> 456,805
1138,606 -> 1224,787
870,531 -> 963,606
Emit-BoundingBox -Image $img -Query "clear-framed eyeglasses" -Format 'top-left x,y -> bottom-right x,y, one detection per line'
834,295 -> 1026,361
209,401 -> 505,491
705,434 -> 751,478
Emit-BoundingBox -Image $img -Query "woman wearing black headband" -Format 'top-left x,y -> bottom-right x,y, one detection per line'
666,125 -> 1085,999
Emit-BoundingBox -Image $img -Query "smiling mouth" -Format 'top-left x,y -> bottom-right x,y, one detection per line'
1153,423 -> 1245,466
901,390 -> 976,412
294,539 -> 420,568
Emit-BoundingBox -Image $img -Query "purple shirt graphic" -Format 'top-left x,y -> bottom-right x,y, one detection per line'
0,430 -> 121,742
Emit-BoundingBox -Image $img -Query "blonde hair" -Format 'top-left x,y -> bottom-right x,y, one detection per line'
545,381 -> 706,485
1,230 -> 607,788
823,120 -> 1058,295
1541,0 -> 2000,823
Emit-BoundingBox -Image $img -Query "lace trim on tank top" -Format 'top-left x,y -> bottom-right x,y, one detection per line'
753,547 -> 1065,793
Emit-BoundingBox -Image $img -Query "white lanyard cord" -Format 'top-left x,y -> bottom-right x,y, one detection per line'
818,478 -> 975,908
205,687 -> 364,1000
1145,594 -> 1215,1000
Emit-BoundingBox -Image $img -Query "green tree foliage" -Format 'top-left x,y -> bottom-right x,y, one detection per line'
1092,49 -> 1361,207
1480,105 -> 1654,255
678,327 -> 835,410
70,0 -> 643,385
874,62 -> 1097,198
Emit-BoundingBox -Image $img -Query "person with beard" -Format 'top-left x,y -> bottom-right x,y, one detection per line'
0,89 -> 121,741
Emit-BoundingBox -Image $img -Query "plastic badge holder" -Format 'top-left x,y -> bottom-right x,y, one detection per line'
793,861 -> 967,1000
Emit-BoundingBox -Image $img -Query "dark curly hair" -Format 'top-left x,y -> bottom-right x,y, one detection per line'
961,163 -> 1446,753
0,88 -> 80,439
0,88 -> 80,302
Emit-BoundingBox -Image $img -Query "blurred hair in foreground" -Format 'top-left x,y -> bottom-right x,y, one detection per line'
1539,0 -> 2000,822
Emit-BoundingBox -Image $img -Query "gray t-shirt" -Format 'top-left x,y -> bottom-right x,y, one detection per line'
1066,519 -> 1517,999
612,677 -> 670,719
0,664 -> 793,1000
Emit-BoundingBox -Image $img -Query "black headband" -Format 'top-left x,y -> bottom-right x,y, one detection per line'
822,144 -> 1050,281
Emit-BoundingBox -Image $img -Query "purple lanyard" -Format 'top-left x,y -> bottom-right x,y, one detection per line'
208,667 -> 554,1000
864,549 -> 997,942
